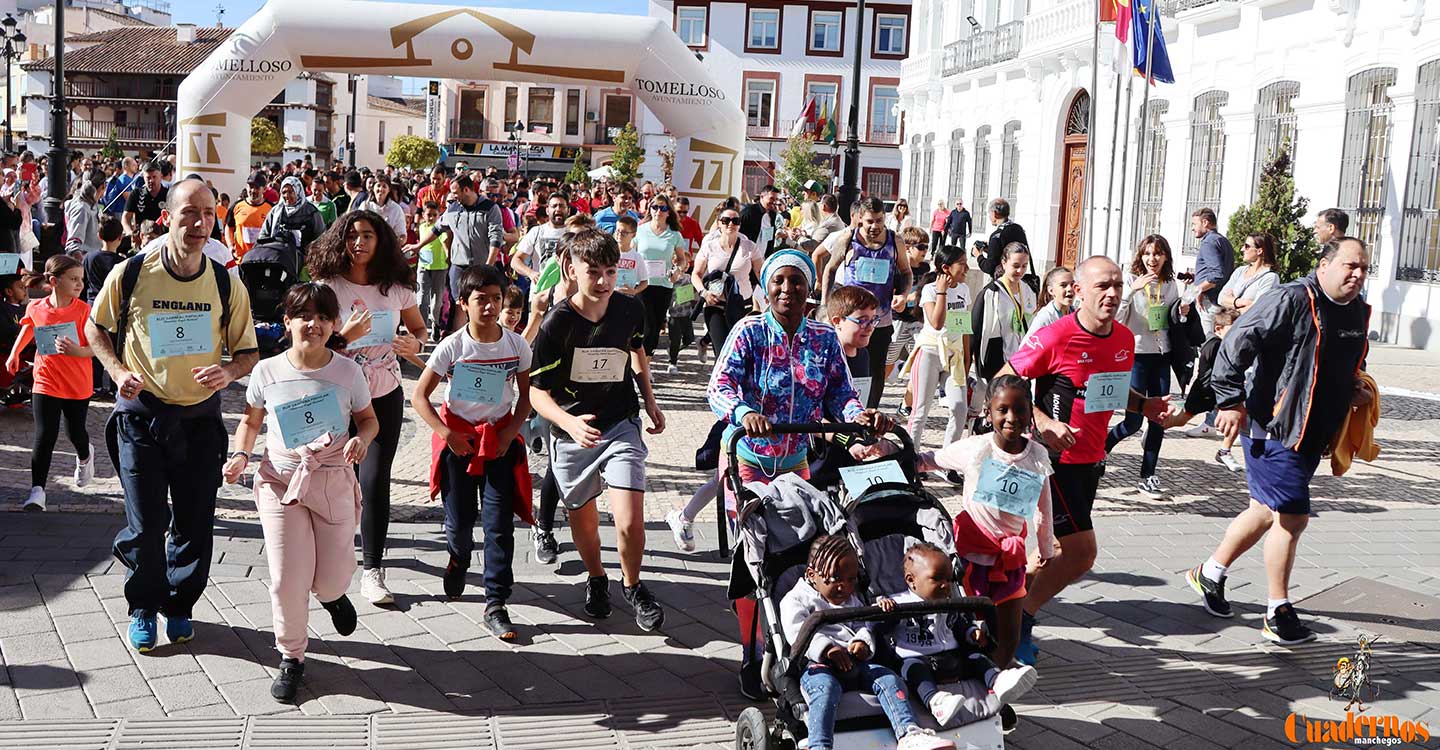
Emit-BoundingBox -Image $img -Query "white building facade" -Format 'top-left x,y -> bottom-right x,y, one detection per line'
899,0 -> 1440,350
644,0 -> 908,200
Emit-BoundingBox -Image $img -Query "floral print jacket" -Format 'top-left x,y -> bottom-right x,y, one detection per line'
708,312 -> 863,470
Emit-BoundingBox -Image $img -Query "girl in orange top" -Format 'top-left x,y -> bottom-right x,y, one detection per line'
5,255 -> 95,512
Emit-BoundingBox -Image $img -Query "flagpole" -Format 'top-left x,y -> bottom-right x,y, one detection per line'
1114,71 -> 1136,254
1129,1 -> 1158,248
1081,0 -> 1101,259
1102,68 -> 1123,259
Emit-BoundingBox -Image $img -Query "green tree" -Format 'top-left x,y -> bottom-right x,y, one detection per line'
1226,144 -> 1317,281
385,134 -> 441,171
564,149 -> 590,185
100,128 -> 124,162
775,133 -> 830,201
609,122 -> 644,185
250,117 -> 284,156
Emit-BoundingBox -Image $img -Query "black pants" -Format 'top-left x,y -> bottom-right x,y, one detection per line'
639,285 -> 674,357
31,393 -> 90,487
863,324 -> 894,409
537,468 -> 561,533
703,307 -> 734,358
930,230 -> 945,254
354,386 -> 404,569
666,314 -> 695,365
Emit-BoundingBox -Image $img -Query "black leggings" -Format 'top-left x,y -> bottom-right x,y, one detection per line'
703,307 -> 734,358
666,314 -> 695,365
863,324 -> 894,409
355,386 -> 404,569
537,468 -> 561,533
639,286 -> 674,357
31,393 -> 91,488
930,230 -> 945,254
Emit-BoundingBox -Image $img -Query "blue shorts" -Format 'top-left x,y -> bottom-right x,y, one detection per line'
1242,436 -> 1322,515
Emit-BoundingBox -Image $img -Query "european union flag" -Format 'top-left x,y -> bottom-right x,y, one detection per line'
1132,0 -> 1175,84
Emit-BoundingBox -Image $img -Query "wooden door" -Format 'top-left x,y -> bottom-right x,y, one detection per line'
1056,140 -> 1087,270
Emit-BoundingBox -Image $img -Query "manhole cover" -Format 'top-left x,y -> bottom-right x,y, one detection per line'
1298,577 -> 1440,645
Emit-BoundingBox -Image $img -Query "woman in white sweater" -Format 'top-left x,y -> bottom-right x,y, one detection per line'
1105,234 -> 1187,500
355,176 -> 408,241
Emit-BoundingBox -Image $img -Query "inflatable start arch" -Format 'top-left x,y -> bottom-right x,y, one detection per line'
178,0 -> 744,215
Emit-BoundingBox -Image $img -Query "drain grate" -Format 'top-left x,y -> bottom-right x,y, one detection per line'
0,719 -> 116,750
373,713 -> 493,750
247,716 -> 368,749
115,718 -> 245,749
1299,577 -> 1440,645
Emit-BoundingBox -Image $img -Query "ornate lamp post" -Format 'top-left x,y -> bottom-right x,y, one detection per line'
1,15 -> 27,154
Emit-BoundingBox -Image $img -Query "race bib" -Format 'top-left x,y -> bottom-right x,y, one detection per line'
0,253 -> 18,275
852,376 -> 873,406
273,390 -> 346,450
854,257 -> 891,285
945,309 -> 973,335
973,458 -> 1044,518
616,267 -> 639,289
34,322 -> 78,356
644,259 -> 667,282
838,460 -> 908,496
450,362 -> 506,404
148,311 -> 212,358
570,347 -> 626,383
1084,370 -> 1130,413
350,309 -> 397,348
242,226 -> 261,245
673,284 -> 696,306
1147,303 -> 1169,331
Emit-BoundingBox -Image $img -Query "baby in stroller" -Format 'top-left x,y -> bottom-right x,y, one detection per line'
876,542 -> 1038,726
780,534 -> 957,750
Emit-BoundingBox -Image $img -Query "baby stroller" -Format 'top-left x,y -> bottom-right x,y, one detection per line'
728,423 -> 1004,750
239,236 -> 301,355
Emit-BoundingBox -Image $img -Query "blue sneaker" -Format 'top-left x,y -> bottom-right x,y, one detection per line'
129,613 -> 158,652
165,615 -> 194,645
1014,611 -> 1039,666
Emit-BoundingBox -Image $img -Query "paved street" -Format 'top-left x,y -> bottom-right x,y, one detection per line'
1,343 -> 1439,749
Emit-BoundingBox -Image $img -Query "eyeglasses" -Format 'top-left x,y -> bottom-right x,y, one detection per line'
717,216 -> 739,225
844,315 -> 879,329
653,204 -> 670,212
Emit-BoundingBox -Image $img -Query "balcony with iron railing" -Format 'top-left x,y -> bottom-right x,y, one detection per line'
66,78 -> 176,101
942,21 -> 1024,77
449,118 -> 487,140
70,118 -> 168,143
1156,0 -> 1239,19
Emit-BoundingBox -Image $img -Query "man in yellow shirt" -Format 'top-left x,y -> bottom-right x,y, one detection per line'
88,178 -> 258,653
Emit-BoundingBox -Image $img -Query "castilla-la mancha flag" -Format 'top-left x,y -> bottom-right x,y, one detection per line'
1101,0 -> 1132,43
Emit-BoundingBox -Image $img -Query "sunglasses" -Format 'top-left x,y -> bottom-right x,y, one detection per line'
718,216 -> 739,225
653,204 -> 670,212
844,315 -> 879,329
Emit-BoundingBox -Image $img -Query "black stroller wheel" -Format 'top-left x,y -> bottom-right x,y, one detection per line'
735,707 -> 773,750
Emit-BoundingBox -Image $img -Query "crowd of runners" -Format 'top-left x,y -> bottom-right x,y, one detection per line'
0,150 -> 1377,742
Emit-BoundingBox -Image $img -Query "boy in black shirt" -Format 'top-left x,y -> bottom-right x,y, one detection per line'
530,229 -> 668,631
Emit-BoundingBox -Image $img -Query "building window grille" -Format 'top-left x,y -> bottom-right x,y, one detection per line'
1339,67 -> 1397,269
973,125 -> 992,232
1182,90 -> 1229,255
1398,61 -> 1440,282
1138,100 -> 1169,237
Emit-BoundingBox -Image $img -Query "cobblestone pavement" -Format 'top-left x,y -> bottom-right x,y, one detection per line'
1,343 -> 1439,748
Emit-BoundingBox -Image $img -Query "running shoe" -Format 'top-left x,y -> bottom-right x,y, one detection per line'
1137,476 -> 1166,500
270,657 -> 304,703
897,404 -> 912,419
990,664 -> 1038,705
897,727 -> 956,750
128,612 -> 157,652
928,690 -> 965,727
584,575 -> 612,619
665,509 -> 696,553
443,557 -> 467,600
360,568 -> 394,605
484,603 -> 518,641
532,527 -> 559,565
1216,448 -> 1243,472
1014,611 -> 1038,666
1182,423 -> 1217,439
321,595 -> 357,635
622,581 -> 666,632
23,486 -> 45,512
1185,565 -> 1233,618
74,445 -> 94,487
164,615 -> 193,645
666,364 -> 679,375
944,470 -> 965,487
1262,603 -> 1317,645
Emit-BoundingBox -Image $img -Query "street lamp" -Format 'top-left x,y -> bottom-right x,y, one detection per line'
1,15 -> 27,154
507,120 -> 527,177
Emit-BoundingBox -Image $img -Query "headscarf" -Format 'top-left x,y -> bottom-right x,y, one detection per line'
760,248 -> 815,289
281,176 -> 305,206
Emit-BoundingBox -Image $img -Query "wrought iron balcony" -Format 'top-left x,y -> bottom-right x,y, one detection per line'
1156,0 -> 1237,14
70,119 -> 168,143
449,118 -> 487,140
942,21 -> 1024,77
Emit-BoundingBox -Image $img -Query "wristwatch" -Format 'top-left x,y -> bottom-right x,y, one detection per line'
229,451 -> 249,462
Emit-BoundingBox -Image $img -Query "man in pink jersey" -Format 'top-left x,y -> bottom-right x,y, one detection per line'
996,255 -> 1173,665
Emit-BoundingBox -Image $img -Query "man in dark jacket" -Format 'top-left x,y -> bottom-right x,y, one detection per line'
739,184 -> 781,257
977,198 -> 1027,277
945,199 -> 971,248
1185,237 -> 1372,647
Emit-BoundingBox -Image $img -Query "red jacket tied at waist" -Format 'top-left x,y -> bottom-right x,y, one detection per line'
953,509 -> 1027,582
428,406 -> 534,526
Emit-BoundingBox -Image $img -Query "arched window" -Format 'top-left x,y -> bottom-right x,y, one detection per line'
1398,61 -> 1440,282
973,124 -> 992,231
920,133 -> 937,214
999,120 -> 1021,212
1066,91 -> 1091,137
1138,100 -> 1169,237
1339,67 -> 1397,263
948,128 -> 966,209
1253,81 -> 1300,198
1182,90 -> 1228,254
908,134 -> 924,205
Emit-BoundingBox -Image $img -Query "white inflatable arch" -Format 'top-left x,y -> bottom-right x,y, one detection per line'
177,0 -> 744,215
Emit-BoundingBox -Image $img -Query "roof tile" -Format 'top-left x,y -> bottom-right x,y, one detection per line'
24,26 -> 233,75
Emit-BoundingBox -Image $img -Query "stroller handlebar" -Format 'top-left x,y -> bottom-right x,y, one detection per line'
788,597 -> 997,662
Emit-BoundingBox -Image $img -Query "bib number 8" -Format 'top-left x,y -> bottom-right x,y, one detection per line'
175,326 -> 185,339
304,411 -> 314,424
474,377 -> 484,389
